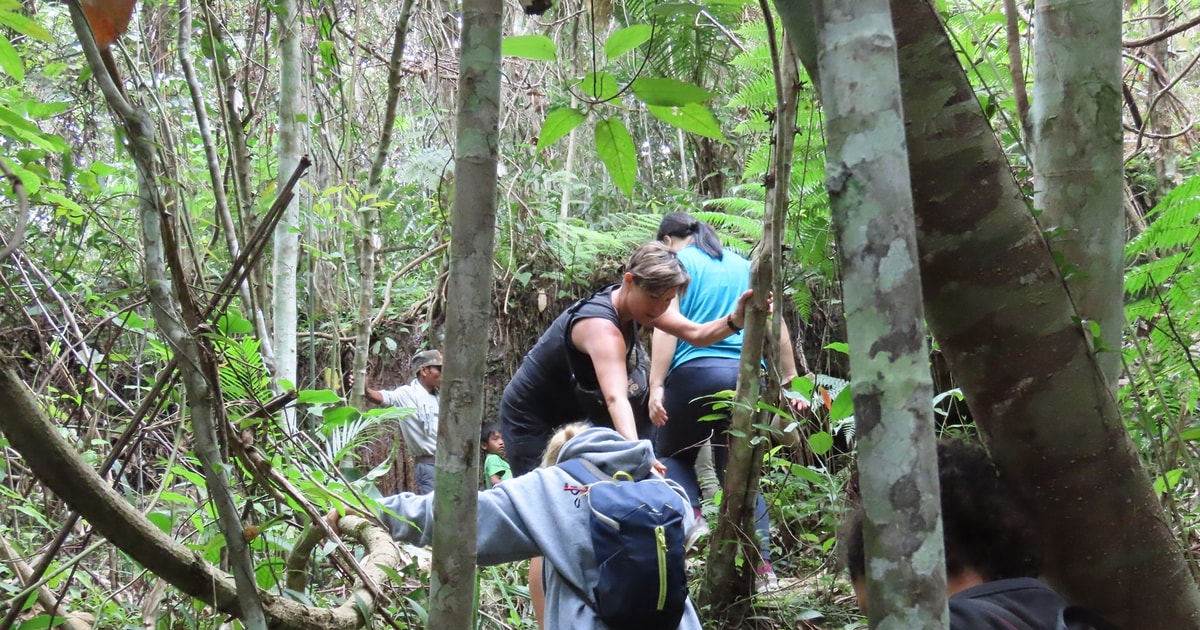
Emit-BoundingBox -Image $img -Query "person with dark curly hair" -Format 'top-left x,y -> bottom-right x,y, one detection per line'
841,438 -> 1114,629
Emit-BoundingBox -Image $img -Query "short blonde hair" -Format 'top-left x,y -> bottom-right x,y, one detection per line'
540,422 -> 592,468
627,241 -> 690,295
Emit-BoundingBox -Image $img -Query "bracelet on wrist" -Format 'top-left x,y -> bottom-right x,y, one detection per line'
726,314 -> 743,333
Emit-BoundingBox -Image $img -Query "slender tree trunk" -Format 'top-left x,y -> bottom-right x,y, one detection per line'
1030,0 -> 1125,387
179,0 -> 270,372
352,2 -> 418,408
273,0 -> 305,396
702,5 -> 794,620
200,0 -> 274,369
814,1 -> 944,627
66,4 -> 269,625
427,0 -> 501,627
1147,0 -> 1177,197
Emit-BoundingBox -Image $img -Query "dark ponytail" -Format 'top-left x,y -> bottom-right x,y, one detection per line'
656,211 -> 724,260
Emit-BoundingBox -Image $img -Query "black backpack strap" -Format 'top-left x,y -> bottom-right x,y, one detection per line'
558,458 -> 609,484
563,285 -> 637,385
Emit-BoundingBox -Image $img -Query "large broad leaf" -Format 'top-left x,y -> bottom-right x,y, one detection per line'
594,118 -> 637,197
579,71 -> 619,101
0,35 -> 23,82
647,103 -> 725,141
605,24 -> 652,60
631,77 -> 716,106
502,35 -> 556,61
536,107 -> 586,151
0,9 -> 52,43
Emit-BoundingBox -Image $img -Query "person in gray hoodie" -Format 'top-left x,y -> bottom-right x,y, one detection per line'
373,425 -> 704,630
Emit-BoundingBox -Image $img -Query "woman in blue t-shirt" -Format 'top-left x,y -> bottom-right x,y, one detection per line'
649,212 -> 810,592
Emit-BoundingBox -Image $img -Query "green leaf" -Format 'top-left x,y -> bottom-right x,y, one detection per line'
0,10 -> 52,43
824,342 -> 850,355
322,405 -> 361,428
632,78 -> 716,106
594,117 -> 637,197
1153,468 -> 1184,494
536,107 -> 586,151
580,71 -> 619,101
605,24 -> 652,60
502,35 -> 556,61
790,464 -> 826,485
297,389 -> 341,404
147,511 -> 173,533
647,103 -> 725,141
216,311 -> 254,335
3,160 -> 40,195
829,387 -> 854,422
807,431 -> 834,456
0,35 -> 23,82
17,614 -> 60,630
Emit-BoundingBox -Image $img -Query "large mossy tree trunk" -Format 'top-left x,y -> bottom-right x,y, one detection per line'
813,1 -> 944,626
778,1 -> 1200,626
426,0 -> 502,627
891,3 -> 1200,625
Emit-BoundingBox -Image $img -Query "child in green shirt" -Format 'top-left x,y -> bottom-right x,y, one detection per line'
480,422 -> 511,488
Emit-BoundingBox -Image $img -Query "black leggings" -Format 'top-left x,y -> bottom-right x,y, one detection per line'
654,357 -> 772,560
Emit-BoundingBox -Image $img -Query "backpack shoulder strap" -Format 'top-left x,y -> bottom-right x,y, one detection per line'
563,285 -> 637,380
553,458 -> 602,612
559,458 -> 611,484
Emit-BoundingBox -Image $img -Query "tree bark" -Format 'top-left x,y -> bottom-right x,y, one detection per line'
814,1 -> 944,627
426,0 -> 502,627
780,1 -> 1200,626
1147,0 -> 1178,198
352,1 -> 418,409
273,0 -> 305,397
1030,0 -> 1125,387
701,4 -> 794,619
890,2 -> 1200,626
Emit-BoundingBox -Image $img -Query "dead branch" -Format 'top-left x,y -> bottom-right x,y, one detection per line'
0,368 -> 403,630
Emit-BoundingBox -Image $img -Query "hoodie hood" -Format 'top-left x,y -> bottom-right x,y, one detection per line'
556,426 -> 656,479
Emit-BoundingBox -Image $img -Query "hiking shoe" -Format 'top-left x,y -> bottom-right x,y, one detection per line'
755,562 -> 780,593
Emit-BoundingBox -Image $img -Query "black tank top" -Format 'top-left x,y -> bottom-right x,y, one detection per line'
500,285 -> 635,432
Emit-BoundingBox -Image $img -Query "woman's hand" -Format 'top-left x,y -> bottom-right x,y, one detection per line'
730,290 -> 774,330
649,386 -> 669,426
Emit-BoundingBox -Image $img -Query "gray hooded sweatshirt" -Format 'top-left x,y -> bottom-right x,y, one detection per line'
378,426 -> 703,630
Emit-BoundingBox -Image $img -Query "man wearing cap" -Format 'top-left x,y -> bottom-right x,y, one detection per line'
363,349 -> 442,494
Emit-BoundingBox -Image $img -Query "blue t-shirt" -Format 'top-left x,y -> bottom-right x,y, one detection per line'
671,245 -> 751,373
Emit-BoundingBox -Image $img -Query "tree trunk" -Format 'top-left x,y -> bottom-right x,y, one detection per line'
814,1 -> 944,627
1030,0 -> 1125,387
780,1 -> 1200,626
426,0 -> 502,627
1147,0 -> 1177,199
889,2 -> 1200,626
273,0 -> 305,397
701,5 -> 794,620
352,2 -> 418,408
